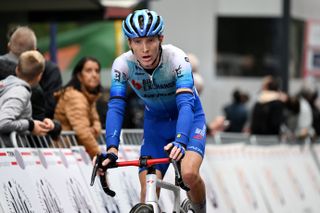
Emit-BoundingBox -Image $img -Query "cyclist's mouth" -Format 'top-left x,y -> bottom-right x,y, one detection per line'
142,56 -> 152,62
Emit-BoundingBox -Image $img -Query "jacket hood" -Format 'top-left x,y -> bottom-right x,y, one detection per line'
257,90 -> 281,103
0,75 -> 30,97
54,86 -> 101,104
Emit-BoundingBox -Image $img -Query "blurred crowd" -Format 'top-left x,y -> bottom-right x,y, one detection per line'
1,25 -> 319,160
208,75 -> 320,144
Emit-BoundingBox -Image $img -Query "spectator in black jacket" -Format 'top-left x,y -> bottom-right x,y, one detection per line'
250,75 -> 287,135
223,89 -> 249,132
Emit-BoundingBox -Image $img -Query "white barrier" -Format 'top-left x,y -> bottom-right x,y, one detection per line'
1,131 -> 320,213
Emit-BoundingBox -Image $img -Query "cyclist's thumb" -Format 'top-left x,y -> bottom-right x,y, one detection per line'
164,143 -> 173,151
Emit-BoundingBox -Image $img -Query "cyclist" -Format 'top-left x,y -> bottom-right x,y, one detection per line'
98,9 -> 207,212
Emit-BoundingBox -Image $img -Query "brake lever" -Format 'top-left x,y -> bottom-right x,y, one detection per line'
90,153 -> 117,197
171,159 -> 190,192
165,145 -> 190,191
90,154 -> 103,186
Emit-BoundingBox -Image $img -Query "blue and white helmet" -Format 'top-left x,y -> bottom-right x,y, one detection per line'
122,9 -> 164,38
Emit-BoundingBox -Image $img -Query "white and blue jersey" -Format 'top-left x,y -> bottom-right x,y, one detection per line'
106,44 -> 206,175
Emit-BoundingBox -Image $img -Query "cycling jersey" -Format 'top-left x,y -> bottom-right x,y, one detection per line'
106,44 -> 206,173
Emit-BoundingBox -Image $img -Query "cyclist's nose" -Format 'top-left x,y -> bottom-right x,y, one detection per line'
142,42 -> 149,53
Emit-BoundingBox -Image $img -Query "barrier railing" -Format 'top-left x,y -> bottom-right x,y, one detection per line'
1,130 -> 320,212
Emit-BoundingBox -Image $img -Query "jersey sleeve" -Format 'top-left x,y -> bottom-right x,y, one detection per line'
174,49 -> 194,91
109,56 -> 128,98
106,56 -> 128,149
173,49 -> 196,145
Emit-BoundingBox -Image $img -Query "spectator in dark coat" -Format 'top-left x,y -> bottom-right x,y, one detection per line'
223,89 -> 249,132
250,76 -> 287,135
0,59 -> 16,80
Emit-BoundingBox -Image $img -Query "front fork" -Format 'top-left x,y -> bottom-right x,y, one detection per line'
145,167 -> 161,213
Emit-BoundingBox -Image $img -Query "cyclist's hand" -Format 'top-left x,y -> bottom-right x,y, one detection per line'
164,142 -> 186,161
92,150 -> 118,176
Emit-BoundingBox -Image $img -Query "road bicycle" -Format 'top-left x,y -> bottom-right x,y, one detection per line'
91,154 -> 193,213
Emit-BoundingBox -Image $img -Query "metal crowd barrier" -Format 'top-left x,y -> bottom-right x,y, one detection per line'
249,134 -> 281,145
212,132 -> 282,146
0,130 -> 288,149
213,132 -> 251,145
1,129 -> 320,213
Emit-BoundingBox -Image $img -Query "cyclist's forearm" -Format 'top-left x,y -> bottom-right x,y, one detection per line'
175,93 -> 195,145
106,98 -> 126,149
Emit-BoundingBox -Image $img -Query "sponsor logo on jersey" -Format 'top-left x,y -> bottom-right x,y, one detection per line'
188,146 -> 203,155
143,91 -> 175,98
175,65 -> 183,78
114,70 -> 121,82
131,80 -> 142,90
142,78 -> 175,91
143,79 -> 153,90
122,72 -> 127,80
193,125 -> 206,140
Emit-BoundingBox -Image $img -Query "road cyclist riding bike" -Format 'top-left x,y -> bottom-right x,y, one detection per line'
93,9 -> 207,213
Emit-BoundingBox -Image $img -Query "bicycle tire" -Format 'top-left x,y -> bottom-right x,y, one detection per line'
130,203 -> 154,213
180,198 -> 194,213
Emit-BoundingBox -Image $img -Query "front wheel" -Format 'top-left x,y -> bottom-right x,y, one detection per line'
130,203 -> 154,213
180,199 -> 194,213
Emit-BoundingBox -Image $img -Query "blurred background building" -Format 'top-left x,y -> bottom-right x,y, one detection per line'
1,0 -> 320,122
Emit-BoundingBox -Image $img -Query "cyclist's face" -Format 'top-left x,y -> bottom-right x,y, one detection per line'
77,60 -> 101,91
129,35 -> 163,69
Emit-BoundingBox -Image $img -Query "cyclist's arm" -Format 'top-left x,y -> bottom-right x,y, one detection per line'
105,57 -> 128,151
174,52 -> 195,146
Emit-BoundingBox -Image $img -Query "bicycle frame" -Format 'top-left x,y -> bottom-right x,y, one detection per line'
145,169 -> 182,212
91,156 -> 190,213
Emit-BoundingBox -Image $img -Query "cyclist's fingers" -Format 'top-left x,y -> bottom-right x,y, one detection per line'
172,147 -> 182,160
169,146 -> 178,158
164,143 -> 173,151
176,152 -> 183,161
102,158 -> 111,167
97,170 -> 105,176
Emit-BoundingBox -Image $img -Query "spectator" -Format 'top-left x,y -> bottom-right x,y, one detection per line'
96,87 -> 110,130
207,115 -> 228,136
284,93 -> 313,141
0,59 -> 16,80
54,56 -> 102,158
0,50 -> 55,137
0,25 -> 62,119
250,75 -> 287,135
286,78 -> 317,140
223,89 -> 249,132
187,53 -> 204,95
301,78 -> 320,136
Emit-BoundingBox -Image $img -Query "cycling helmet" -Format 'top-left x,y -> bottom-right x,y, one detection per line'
122,9 -> 164,38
